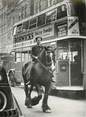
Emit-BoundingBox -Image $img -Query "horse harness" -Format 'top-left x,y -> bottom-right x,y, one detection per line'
25,48 -> 53,85
31,55 -> 53,75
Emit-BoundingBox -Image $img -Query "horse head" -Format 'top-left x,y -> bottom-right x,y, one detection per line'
38,47 -> 52,67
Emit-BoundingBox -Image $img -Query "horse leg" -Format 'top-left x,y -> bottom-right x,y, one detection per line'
42,85 -> 51,113
36,85 -> 42,100
27,85 -> 34,108
31,85 -> 42,106
24,82 -> 33,108
24,82 -> 29,106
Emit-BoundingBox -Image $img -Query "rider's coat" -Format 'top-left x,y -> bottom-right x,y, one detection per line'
32,45 -> 43,56
31,45 -> 44,61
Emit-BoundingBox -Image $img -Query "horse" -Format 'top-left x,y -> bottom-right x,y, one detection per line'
22,47 -> 53,112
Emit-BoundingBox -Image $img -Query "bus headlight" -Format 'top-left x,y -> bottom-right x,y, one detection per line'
0,91 -> 7,112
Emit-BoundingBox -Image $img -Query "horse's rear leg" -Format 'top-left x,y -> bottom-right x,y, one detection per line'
42,85 -> 51,113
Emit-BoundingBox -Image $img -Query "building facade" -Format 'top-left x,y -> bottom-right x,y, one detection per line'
0,0 -> 31,72
0,0 -> 31,53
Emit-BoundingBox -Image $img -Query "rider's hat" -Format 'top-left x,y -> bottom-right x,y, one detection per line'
35,37 -> 42,41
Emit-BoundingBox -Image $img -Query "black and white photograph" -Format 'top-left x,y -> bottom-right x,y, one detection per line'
0,0 -> 86,117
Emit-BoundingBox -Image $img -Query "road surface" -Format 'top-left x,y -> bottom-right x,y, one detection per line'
11,87 -> 86,117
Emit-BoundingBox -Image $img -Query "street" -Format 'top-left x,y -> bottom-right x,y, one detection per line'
11,87 -> 86,117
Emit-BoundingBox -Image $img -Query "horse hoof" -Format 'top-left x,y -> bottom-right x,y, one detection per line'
43,108 -> 51,113
45,109 -> 51,113
43,109 -> 51,113
27,104 -> 32,108
31,95 -> 42,106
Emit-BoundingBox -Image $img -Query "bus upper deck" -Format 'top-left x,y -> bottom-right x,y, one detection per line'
13,0 -> 86,47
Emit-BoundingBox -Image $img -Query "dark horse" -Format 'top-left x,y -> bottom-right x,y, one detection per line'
22,47 -> 53,112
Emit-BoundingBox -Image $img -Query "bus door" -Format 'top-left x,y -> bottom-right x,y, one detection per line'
56,39 -> 83,86
70,39 -> 83,86
56,40 -> 69,86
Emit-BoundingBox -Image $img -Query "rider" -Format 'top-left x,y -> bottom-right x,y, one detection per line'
31,37 -> 55,83
31,36 -> 43,62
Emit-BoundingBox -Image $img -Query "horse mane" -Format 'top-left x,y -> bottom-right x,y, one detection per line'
38,48 -> 46,65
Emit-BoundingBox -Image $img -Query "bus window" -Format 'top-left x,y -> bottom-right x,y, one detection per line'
73,2 -> 86,22
67,2 -> 76,16
39,0 -> 48,11
67,1 -> 86,19
29,17 -> 37,29
16,24 -> 22,33
37,13 -> 46,27
23,21 -> 29,32
46,9 -> 57,24
58,41 -> 68,61
57,4 -> 67,19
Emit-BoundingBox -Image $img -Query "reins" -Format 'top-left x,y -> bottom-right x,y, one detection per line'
31,52 -> 52,73
25,49 -> 53,86
31,55 -> 48,70
37,58 -> 49,71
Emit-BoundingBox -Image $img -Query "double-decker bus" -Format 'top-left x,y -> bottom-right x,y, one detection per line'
12,0 -> 86,88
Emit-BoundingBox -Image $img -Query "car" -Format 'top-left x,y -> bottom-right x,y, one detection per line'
0,65 -> 24,117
